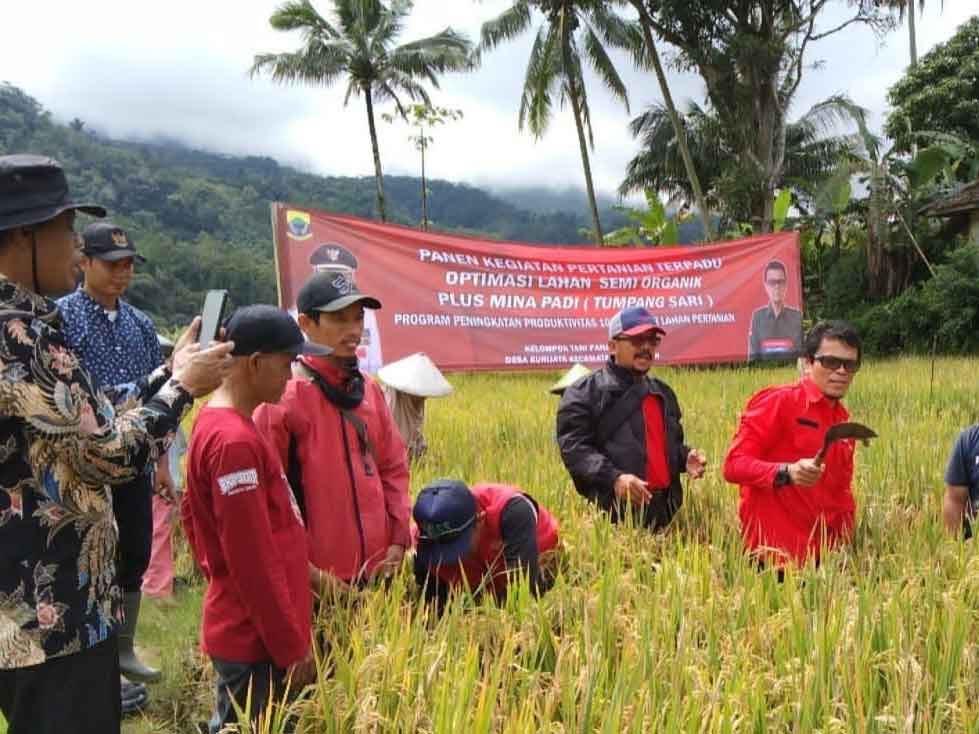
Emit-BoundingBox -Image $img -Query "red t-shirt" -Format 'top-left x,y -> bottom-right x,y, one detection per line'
642,394 -> 671,490
722,378 -> 855,565
182,406 -> 311,669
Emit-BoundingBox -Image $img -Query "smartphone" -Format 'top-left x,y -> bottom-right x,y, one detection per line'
199,289 -> 228,349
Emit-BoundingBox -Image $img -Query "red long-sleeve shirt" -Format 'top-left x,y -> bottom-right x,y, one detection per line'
723,378 -> 856,565
182,407 -> 311,669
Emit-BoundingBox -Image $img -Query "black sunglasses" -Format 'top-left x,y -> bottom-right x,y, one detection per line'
812,354 -> 861,373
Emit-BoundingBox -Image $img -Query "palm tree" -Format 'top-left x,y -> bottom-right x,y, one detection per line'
251,0 -> 472,222
884,0 -> 944,67
628,0 -> 714,241
621,96 -> 861,227
479,1 -> 637,245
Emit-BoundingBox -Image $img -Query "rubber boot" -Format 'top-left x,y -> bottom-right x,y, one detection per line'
119,590 -> 161,683
121,680 -> 150,716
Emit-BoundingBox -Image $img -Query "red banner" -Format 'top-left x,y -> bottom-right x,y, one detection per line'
271,204 -> 803,371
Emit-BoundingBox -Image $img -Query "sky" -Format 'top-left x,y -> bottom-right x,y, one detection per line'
2,1 -> 976,199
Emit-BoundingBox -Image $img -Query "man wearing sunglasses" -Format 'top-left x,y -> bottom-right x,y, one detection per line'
748,260 -> 803,362
724,320 -> 863,566
557,307 -> 707,530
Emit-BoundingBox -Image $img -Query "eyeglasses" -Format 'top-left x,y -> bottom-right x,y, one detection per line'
417,515 -> 475,543
812,354 -> 861,373
615,334 -> 662,348
765,278 -> 787,287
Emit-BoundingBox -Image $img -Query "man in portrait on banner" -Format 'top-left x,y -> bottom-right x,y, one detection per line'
748,259 -> 803,361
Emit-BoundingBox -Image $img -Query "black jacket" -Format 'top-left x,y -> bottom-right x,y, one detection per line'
556,359 -> 690,529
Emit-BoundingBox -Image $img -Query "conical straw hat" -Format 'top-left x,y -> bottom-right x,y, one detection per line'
549,363 -> 592,395
377,353 -> 453,398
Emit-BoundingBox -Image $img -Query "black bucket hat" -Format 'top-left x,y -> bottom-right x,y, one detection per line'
0,154 -> 105,232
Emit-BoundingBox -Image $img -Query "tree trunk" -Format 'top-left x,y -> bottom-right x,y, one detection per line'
364,88 -> 387,222
420,135 -> 428,230
632,0 -> 715,242
568,81 -> 603,245
908,0 -> 918,67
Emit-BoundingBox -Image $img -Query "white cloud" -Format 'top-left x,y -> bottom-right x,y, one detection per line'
1,0 -> 972,197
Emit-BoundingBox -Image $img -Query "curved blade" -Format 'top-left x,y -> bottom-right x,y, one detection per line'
815,421 -> 878,464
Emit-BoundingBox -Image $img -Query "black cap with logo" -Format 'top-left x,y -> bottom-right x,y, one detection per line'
296,271 -> 382,314
224,304 -> 333,358
0,154 -> 105,232
81,222 -> 146,263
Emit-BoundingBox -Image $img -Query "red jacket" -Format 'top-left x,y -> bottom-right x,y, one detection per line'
723,378 -> 856,565
254,356 -> 411,582
182,407 -> 311,669
433,483 -> 560,595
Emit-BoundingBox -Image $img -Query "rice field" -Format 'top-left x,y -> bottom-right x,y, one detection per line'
7,356 -> 979,734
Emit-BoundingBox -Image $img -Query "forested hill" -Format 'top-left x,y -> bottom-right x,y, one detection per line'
0,84 -> 626,328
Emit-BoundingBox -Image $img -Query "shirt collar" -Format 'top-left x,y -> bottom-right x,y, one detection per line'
801,376 -> 830,406
0,275 -> 60,326
75,288 -> 126,316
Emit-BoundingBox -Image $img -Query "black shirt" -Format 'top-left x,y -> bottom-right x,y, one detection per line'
748,304 -> 803,361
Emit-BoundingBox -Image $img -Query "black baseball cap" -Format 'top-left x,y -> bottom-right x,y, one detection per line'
0,154 -> 105,232
81,222 -> 146,263
296,271 -> 381,314
224,304 -> 333,358
413,479 -> 477,568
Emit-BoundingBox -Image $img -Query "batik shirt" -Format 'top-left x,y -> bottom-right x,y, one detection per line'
0,276 -> 191,669
58,289 -> 162,388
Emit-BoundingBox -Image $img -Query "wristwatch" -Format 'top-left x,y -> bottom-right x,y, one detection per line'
774,464 -> 792,488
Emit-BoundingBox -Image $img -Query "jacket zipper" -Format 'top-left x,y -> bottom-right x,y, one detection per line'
339,415 -> 368,580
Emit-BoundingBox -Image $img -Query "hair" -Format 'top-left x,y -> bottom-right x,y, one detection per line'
764,260 -> 787,281
0,228 -> 14,250
300,311 -> 322,325
803,320 -> 862,362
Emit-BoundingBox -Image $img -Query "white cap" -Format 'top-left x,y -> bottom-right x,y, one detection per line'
549,363 -> 592,395
376,353 -> 453,398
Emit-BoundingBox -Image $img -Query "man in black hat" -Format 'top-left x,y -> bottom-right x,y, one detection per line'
254,271 -> 410,589
0,153 -> 233,734
182,304 -> 331,734
58,222 -> 168,696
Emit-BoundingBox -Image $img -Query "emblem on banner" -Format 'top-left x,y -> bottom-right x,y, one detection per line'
286,210 -> 312,240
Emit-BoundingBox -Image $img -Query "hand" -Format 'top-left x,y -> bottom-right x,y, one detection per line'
686,449 -> 708,479
171,317 -> 201,374
613,474 -> 651,505
154,455 -> 177,503
309,565 -> 350,598
286,649 -> 317,688
788,458 -> 824,488
172,341 -> 235,398
375,545 -> 405,579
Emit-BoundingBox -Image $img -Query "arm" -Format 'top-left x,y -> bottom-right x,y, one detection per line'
210,440 -> 308,669
556,382 -> 621,503
943,432 -> 974,537
499,496 -> 542,595
0,316 -> 191,488
943,484 -> 971,537
722,388 -> 783,488
748,311 -> 761,361
414,554 -> 450,613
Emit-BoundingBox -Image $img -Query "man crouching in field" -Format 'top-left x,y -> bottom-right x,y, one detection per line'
413,479 -> 560,609
556,307 -> 707,530
182,306 -> 330,733
723,320 -> 863,567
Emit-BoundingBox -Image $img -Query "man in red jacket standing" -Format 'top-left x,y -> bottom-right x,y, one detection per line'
183,305 -> 330,734
255,272 -> 411,590
723,320 -> 863,567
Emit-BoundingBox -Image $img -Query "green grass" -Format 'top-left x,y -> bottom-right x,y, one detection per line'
6,356 -> 979,733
